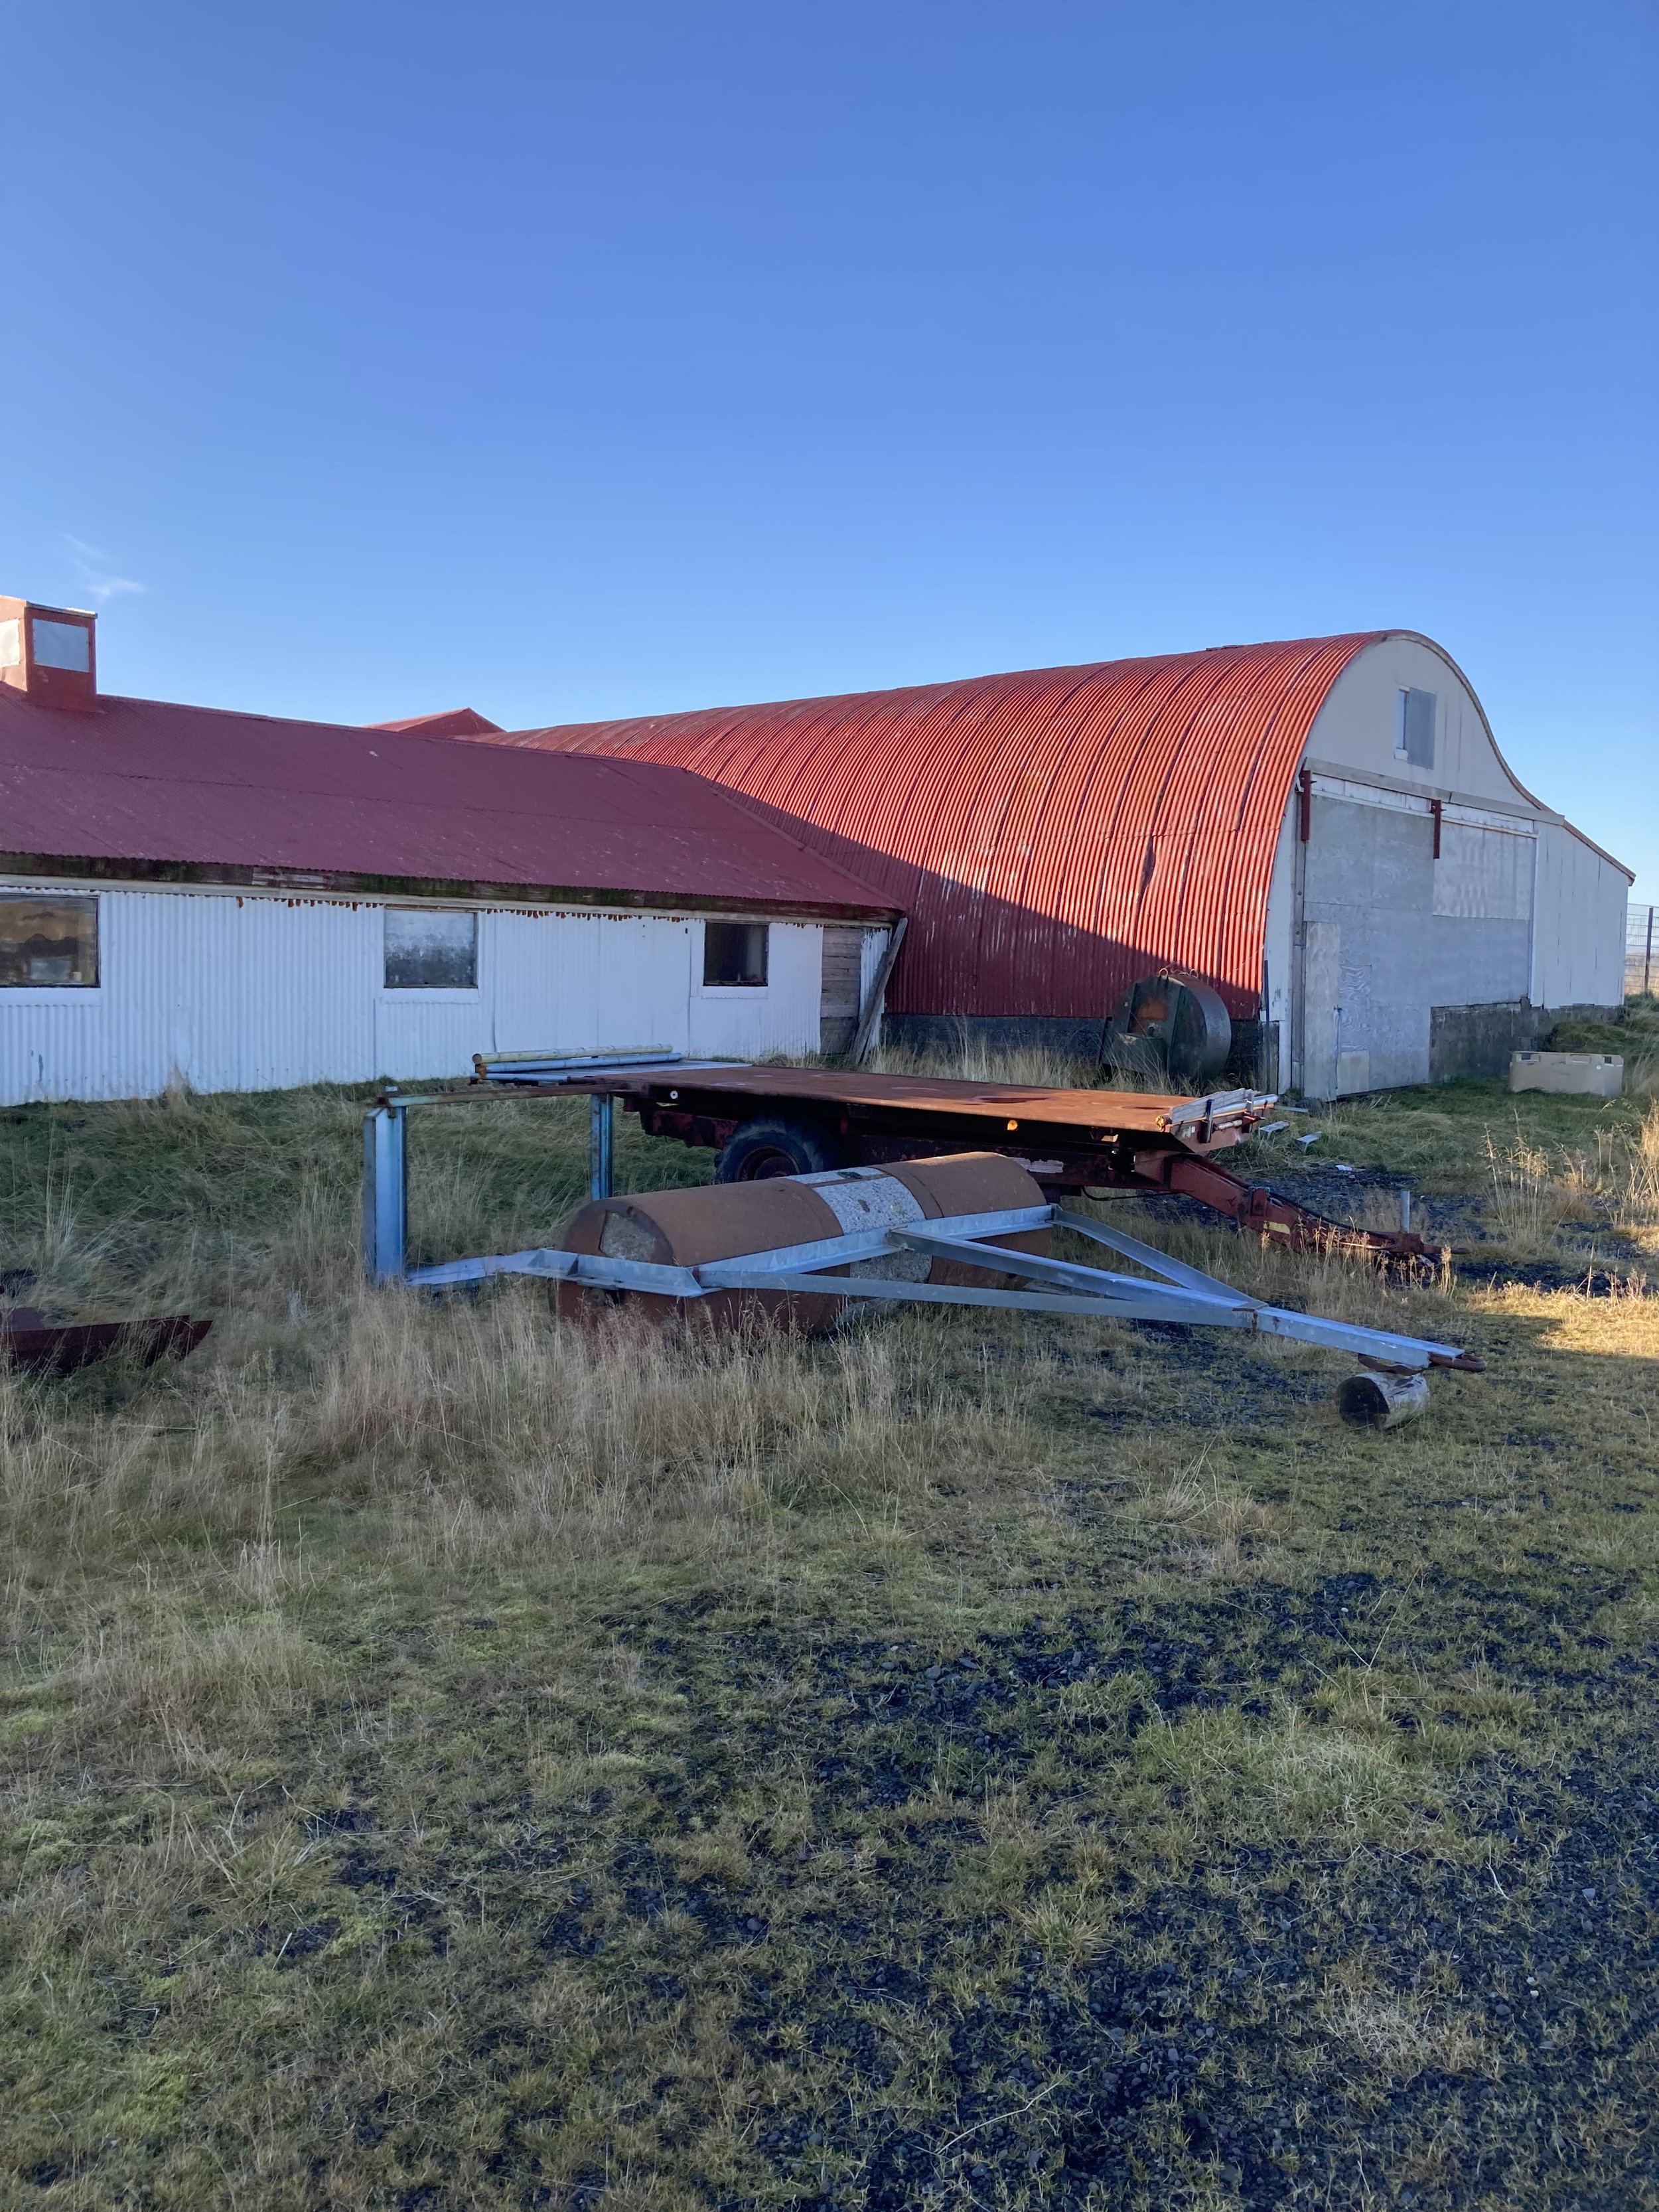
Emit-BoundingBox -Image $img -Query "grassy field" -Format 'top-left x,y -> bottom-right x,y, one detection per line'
2,1021 -> 1656,2211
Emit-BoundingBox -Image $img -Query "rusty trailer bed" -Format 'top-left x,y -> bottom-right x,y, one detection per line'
451,1058 -> 1440,1266
563,1063 -> 1256,1176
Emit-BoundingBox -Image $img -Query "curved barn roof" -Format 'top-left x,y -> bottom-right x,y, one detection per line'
470,633 -> 1387,1019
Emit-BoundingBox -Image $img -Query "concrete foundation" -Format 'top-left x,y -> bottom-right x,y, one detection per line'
1425,1001 -> 1624,1082
881,1001 -> 1621,1088
1429,1000 -> 1544,1082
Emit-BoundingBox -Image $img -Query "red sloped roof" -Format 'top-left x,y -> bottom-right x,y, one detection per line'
0,690 -> 895,918
463,634 -> 1384,1017
371,707 -> 504,738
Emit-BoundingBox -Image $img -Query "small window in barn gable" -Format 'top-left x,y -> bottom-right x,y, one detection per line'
1396,688 -> 1436,769
384,908 -> 477,989
703,921 -> 769,987
31,618 -> 92,673
0,895 -> 98,987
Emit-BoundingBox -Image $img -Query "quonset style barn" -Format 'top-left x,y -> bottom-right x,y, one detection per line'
0,599 -> 897,1105
1,597 -> 1630,1108
472,630 -> 1632,1100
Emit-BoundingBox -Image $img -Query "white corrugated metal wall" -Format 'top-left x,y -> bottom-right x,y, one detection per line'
0,882 -> 831,1104
1531,826 -> 1630,1010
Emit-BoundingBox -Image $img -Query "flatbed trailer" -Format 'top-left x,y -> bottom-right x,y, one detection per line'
455,1055 -> 1441,1266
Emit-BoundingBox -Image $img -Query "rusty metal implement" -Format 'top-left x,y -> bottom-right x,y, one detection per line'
459,1052 -> 1444,1268
362,1121 -> 1482,1400
0,1309 -> 211,1376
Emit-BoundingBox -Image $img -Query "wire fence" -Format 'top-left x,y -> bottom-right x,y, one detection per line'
1630,903 -> 1657,999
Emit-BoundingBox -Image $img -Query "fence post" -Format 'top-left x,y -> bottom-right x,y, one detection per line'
1646,905 -> 1654,999
589,1092 -> 614,1200
362,1101 -> 407,1283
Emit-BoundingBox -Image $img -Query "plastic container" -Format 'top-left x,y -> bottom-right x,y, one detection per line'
1508,1052 -> 1623,1098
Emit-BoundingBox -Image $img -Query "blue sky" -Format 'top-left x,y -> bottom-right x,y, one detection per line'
3,1 -> 1654,901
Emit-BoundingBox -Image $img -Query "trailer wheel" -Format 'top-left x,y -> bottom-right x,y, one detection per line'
715,1118 -> 843,1182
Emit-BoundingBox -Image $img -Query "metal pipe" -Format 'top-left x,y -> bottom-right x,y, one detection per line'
590,1092 -> 614,1199
1338,1370 -> 1430,1428
382,1167 -> 1481,1382
702,1270 -> 1199,1321
1399,1189 -> 1412,1232
362,1102 -> 407,1284
893,1225 -> 1249,1316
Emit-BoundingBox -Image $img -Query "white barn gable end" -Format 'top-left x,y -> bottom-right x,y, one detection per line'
1265,634 -> 1629,1098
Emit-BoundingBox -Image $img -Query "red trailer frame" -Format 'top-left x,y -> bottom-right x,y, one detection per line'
464,1059 -> 1441,1267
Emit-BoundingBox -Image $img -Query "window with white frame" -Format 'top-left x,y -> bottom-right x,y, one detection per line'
703,921 -> 768,986
384,908 -> 477,989
0,895 -> 98,986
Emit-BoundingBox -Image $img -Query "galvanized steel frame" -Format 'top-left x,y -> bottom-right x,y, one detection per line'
362,1096 -> 1476,1373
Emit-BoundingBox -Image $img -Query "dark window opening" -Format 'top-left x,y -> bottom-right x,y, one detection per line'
1396,688 -> 1436,769
0,895 -> 98,987
703,921 -> 768,987
384,908 -> 477,989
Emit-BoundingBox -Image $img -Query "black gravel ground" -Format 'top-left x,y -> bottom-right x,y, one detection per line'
222,1573 -> 1654,2211
545,1585 -> 1655,2211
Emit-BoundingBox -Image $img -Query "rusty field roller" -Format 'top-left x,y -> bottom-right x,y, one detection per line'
363,1098 -> 1485,1422
554,1154 -> 1048,1332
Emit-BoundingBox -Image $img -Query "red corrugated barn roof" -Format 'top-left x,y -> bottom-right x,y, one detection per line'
463,634 -> 1384,1019
371,707 -> 504,739
0,690 -> 895,919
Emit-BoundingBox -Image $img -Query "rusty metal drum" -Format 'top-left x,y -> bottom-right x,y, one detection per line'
553,1151 -> 1048,1332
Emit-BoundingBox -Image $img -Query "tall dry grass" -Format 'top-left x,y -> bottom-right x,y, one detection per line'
865,1026 -> 1182,1094
865,1031 -> 1099,1090
304,1291 -> 1041,1555
1,1272 -> 1053,1780
1475,1102 -> 1659,1254
0,1286 -> 1046,1576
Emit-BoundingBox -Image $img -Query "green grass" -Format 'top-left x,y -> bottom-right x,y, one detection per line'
1546,992 -> 1659,1073
1232,1072 -> 1654,1185
1,1063 -> 1657,2209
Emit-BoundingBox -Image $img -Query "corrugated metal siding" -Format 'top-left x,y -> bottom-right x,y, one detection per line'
475,635 -> 1382,1019
0,690 -> 894,918
1532,827 -> 1629,1010
0,886 -> 824,1104
1432,822 -> 1534,922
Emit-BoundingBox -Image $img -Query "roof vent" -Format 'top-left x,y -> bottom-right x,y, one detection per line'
0,597 -> 98,713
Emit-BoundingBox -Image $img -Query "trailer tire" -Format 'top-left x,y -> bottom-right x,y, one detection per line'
715,1118 -> 843,1182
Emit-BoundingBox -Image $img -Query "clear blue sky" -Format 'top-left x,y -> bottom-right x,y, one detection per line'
4,1 -> 1654,902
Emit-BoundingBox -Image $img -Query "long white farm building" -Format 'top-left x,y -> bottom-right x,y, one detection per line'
0,597 -> 897,1105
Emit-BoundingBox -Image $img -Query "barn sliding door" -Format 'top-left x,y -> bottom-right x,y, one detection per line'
1296,781 -> 1536,1099
1297,787 -> 1437,1099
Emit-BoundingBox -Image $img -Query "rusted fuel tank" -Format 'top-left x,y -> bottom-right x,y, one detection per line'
553,1153 -> 1048,1331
